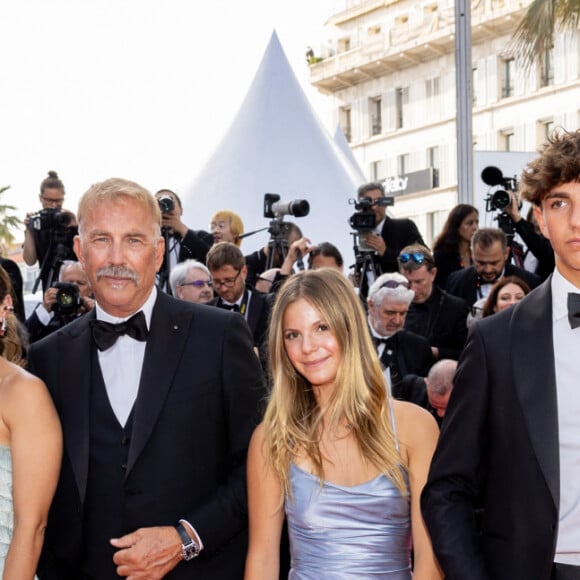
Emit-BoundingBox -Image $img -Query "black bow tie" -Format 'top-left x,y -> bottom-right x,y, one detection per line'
372,336 -> 391,346
568,293 -> 580,329
220,303 -> 240,312
90,311 -> 148,351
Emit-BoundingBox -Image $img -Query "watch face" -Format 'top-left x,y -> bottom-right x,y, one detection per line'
182,543 -> 199,561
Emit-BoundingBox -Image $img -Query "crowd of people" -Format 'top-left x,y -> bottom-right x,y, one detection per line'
0,129 -> 578,579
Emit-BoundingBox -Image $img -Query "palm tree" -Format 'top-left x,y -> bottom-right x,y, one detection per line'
509,0 -> 580,70
0,185 -> 23,250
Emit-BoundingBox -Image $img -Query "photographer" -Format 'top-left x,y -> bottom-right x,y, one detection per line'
154,189 -> 213,293
357,182 -> 425,274
22,171 -> 78,292
25,260 -> 94,343
504,192 -> 555,282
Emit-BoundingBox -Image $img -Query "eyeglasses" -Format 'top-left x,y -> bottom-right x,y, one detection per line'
398,252 -> 427,265
380,280 -> 410,290
41,195 -> 65,206
212,270 -> 242,288
179,280 -> 213,289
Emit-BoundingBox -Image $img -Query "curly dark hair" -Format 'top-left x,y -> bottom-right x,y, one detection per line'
520,129 -> 580,205
433,204 -> 478,254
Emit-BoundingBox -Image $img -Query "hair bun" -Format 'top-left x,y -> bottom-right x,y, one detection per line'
48,170 -> 58,179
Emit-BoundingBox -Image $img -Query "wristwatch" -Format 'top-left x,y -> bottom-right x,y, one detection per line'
175,523 -> 200,561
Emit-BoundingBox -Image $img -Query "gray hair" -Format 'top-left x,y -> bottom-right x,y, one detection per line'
169,260 -> 210,295
368,272 -> 414,307
58,260 -> 85,282
426,359 -> 457,395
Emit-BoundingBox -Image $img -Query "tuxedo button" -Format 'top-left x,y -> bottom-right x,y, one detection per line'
121,437 -> 130,446
121,463 -> 127,470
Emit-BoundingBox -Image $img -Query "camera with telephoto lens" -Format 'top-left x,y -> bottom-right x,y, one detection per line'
157,195 -> 175,214
52,282 -> 82,317
263,193 -> 309,219
482,166 -> 522,236
30,208 -> 74,232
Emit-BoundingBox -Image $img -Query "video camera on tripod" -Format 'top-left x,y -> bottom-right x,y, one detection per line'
349,195 -> 393,252
481,165 -> 521,237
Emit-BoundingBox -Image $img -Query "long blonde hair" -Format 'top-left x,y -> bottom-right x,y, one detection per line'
263,269 -> 406,499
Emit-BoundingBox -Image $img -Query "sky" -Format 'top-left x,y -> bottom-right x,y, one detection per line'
1,0 -> 345,240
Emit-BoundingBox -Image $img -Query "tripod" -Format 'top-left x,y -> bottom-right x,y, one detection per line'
157,227 -> 172,295
32,232 -> 76,294
265,218 -> 291,270
351,232 -> 382,300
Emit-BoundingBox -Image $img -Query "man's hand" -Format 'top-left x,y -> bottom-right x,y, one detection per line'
79,296 -> 96,314
361,233 -> 386,255
42,287 -> 58,313
280,237 -> 312,275
504,193 -> 522,223
160,210 -> 188,238
110,526 -> 183,579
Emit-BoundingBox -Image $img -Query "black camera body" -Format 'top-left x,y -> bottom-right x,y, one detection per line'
157,195 -> 175,214
52,282 -> 82,317
263,193 -> 309,219
349,196 -> 394,232
482,166 -> 520,212
30,208 -> 74,231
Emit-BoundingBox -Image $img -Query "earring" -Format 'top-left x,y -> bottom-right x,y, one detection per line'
0,306 -> 13,337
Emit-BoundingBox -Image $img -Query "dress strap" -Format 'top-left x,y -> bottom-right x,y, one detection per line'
387,396 -> 400,452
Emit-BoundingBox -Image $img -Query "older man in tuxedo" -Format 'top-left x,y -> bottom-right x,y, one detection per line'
28,178 -> 265,579
422,130 -> 580,579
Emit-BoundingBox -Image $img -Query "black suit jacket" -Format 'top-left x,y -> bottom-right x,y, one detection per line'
28,291 -> 265,579
404,285 -> 469,360
178,228 -> 213,264
377,216 -> 425,273
421,280 -> 559,580
445,263 -> 540,306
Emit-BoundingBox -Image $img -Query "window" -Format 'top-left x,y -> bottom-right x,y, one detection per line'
339,106 -> 352,142
397,153 -> 409,175
427,146 -> 440,187
501,57 -> 515,98
370,97 -> 382,136
426,77 -> 440,99
537,119 -> 554,146
500,130 -> 514,152
471,66 -> 478,105
338,37 -> 351,53
371,160 -> 383,180
539,47 -> 554,88
395,87 -> 408,129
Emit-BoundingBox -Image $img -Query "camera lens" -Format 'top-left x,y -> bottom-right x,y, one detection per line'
157,195 -> 175,213
492,189 -> 511,211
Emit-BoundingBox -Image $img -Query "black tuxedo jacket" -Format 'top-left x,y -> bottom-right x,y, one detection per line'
404,285 -> 469,360
178,228 -> 213,263
377,216 -> 425,273
421,280 -> 559,580
445,262 -> 540,306
28,291 -> 265,579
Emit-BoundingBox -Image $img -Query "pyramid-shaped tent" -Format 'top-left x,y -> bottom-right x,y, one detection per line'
183,31 -> 364,269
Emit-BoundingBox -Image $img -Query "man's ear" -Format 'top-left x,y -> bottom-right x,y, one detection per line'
533,204 -> 550,240
73,235 -> 84,266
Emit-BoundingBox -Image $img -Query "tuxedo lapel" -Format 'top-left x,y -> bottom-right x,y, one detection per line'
245,291 -> 262,336
511,280 -> 559,508
125,294 -> 193,476
57,311 -> 95,505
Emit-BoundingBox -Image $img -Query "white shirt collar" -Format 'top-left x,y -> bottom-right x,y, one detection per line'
95,286 -> 157,329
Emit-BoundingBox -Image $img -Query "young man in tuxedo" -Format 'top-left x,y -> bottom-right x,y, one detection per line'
422,130 -> 580,579
28,178 -> 265,579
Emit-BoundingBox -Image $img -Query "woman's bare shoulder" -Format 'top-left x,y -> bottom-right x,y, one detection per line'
392,400 -> 439,444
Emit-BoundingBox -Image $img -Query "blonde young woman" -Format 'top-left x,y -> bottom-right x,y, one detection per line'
245,269 -> 442,579
0,268 -> 62,579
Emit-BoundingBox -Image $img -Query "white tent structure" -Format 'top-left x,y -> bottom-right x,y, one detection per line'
334,124 -> 365,183
183,31 -> 364,269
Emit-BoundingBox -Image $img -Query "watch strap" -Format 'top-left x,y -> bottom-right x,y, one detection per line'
175,523 -> 200,560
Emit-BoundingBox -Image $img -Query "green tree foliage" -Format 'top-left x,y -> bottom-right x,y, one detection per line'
0,186 -> 23,249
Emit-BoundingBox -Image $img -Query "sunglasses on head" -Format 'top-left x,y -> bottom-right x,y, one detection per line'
398,252 -> 426,265
380,280 -> 410,290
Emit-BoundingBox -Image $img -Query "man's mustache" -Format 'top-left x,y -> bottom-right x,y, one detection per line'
96,266 -> 139,284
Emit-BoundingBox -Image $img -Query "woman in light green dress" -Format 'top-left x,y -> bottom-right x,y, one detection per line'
0,267 -> 61,579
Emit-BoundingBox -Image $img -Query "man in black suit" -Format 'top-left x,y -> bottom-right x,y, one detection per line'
422,130 -> 580,579
357,181 -> 425,274
154,188 -> 213,293
367,272 -> 433,405
445,227 -> 540,307
207,241 -> 272,358
28,178 -> 264,579
398,244 -> 469,361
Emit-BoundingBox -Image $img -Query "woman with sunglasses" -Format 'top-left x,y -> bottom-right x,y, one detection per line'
432,204 -> 479,289
245,269 -> 442,579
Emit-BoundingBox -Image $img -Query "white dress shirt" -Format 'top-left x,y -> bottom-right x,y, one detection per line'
552,269 -> 580,565
95,287 -> 156,426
